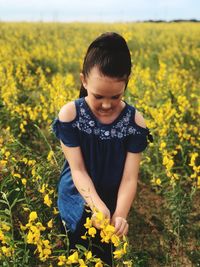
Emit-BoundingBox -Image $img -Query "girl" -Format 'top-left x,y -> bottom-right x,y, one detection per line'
52,32 -> 153,266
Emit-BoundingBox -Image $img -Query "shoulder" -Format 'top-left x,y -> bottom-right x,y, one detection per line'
134,109 -> 147,128
58,101 -> 76,122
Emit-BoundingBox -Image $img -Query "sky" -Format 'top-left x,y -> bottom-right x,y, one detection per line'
0,0 -> 199,22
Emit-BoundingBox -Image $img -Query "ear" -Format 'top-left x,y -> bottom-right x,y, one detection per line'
80,73 -> 87,89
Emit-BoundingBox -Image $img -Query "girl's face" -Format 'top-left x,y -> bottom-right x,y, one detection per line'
80,66 -> 128,118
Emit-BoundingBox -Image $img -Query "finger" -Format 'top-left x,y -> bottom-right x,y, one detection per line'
123,223 -> 129,236
116,223 -> 127,237
115,218 -> 128,237
91,214 -> 101,229
111,218 -> 114,226
114,217 -> 126,226
115,219 -> 127,236
114,218 -> 121,233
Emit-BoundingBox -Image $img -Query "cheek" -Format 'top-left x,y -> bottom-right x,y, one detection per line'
91,99 -> 100,109
112,98 -> 123,107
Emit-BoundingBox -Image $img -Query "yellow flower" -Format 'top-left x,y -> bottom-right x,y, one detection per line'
29,211 -> 38,222
27,231 -> 34,243
36,222 -> 46,231
22,157 -> 28,164
123,260 -> 133,266
5,151 -> 10,158
156,178 -> 161,186
88,227 -> 97,237
42,248 -> 51,260
95,260 -> 103,267
111,234 -> 120,247
0,230 -> 6,243
31,168 -> 36,176
1,246 -> 13,257
20,223 -> 27,231
53,207 -> 59,214
100,230 -> 110,243
47,150 -> 54,162
197,176 -> 200,189
81,232 -> 87,240
2,223 -> 10,231
0,160 -> 7,168
39,184 -> 46,193
28,159 -> 36,166
21,178 -> 27,185
104,224 -> 115,234
78,259 -> 88,266
85,251 -> 92,260
84,217 -> 92,229
113,248 -> 125,259
47,219 -> 53,228
67,251 -> 79,264
123,242 -> 128,253
159,141 -> 166,150
189,152 -> 198,167
44,194 -> 52,207
13,173 -> 21,178
58,255 -> 67,266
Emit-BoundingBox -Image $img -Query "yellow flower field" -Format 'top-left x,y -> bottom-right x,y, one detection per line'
0,22 -> 199,266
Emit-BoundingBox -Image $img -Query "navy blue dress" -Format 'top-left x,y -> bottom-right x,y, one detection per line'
51,97 -> 153,232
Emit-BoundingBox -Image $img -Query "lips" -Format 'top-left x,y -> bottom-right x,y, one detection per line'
99,109 -> 112,113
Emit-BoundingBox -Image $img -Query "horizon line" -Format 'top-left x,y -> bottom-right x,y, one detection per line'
0,18 -> 199,23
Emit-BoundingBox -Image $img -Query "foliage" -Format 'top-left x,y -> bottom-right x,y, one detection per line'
0,22 -> 199,266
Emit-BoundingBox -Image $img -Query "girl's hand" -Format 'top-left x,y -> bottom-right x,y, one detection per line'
91,205 -> 110,229
111,215 -> 129,237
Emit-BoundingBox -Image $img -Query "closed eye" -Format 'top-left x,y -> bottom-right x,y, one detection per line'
94,95 -> 121,100
111,95 -> 120,99
94,95 -> 103,99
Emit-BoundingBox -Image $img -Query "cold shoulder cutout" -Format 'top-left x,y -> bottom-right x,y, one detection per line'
134,109 -> 147,129
58,101 -> 77,122
51,101 -> 80,147
126,107 -> 153,153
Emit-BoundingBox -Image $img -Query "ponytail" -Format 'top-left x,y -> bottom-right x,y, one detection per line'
79,84 -> 88,98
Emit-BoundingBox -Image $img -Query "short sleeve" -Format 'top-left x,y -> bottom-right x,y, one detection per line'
51,118 -> 80,147
126,127 -> 153,153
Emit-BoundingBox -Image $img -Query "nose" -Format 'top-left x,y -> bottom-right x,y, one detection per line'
101,101 -> 111,110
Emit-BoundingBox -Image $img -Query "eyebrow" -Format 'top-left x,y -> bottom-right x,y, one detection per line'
92,93 -> 122,97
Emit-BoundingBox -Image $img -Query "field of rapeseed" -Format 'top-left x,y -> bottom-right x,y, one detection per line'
0,22 -> 199,266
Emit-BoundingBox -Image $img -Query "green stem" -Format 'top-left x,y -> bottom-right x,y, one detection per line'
34,123 -> 59,168
2,192 -> 16,265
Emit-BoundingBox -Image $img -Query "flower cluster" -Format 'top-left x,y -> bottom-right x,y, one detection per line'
0,221 -> 14,259
57,210 -> 131,266
20,211 -> 52,262
58,251 -> 104,267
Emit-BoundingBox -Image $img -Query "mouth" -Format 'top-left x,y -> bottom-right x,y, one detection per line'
99,109 -> 113,113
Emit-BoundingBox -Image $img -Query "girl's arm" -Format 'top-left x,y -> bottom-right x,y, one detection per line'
111,109 -> 146,236
111,152 -> 141,236
58,102 -> 110,219
60,142 -> 110,218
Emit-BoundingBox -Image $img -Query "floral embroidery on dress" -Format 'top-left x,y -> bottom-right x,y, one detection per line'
70,99 -> 147,140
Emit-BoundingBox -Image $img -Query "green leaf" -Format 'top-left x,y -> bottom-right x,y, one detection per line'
0,199 -> 8,205
75,244 -> 87,252
10,198 -> 25,209
4,209 -> 10,216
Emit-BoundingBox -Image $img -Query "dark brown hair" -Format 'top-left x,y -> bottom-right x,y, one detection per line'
79,32 -> 132,98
